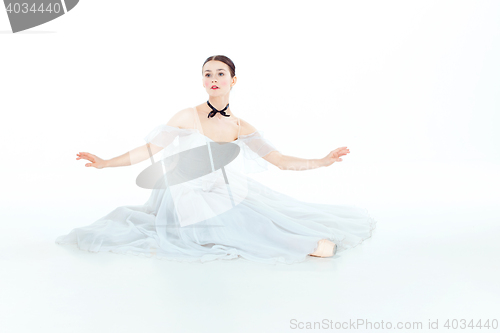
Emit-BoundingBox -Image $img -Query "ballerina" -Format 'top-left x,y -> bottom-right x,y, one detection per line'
59,55 -> 375,264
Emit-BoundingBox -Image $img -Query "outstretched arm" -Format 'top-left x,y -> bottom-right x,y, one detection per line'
84,109 -> 195,169
240,119 -> 349,171
77,142 -> 164,169
103,143 -> 164,168
107,108 -> 197,167
268,147 -> 349,171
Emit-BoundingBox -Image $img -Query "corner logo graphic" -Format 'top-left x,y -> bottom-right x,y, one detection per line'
3,0 -> 79,33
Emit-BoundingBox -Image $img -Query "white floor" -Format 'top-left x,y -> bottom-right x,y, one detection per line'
1,161 -> 499,333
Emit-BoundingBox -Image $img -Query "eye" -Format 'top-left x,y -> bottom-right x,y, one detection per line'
205,74 -> 210,77
218,73 -> 224,76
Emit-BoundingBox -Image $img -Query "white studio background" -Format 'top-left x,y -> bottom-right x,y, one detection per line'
1,1 -> 499,332
0,0 -> 498,214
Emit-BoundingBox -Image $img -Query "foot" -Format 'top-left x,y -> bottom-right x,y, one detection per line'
309,239 -> 337,257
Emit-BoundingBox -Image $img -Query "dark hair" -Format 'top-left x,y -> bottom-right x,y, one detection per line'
202,55 -> 236,78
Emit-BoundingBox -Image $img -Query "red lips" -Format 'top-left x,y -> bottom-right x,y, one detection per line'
211,85 -> 218,89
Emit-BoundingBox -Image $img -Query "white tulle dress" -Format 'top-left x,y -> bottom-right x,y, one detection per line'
55,107 -> 377,264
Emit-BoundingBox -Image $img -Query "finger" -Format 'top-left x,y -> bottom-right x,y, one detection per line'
84,155 -> 95,162
82,154 -> 95,162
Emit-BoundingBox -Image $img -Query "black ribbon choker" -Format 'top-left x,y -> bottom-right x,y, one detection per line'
207,101 -> 230,118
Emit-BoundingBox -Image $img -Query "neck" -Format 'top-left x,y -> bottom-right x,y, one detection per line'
207,96 -> 230,114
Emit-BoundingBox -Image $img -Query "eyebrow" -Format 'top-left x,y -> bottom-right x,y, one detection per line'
204,69 -> 226,72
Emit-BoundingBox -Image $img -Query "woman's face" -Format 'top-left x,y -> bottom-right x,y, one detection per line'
202,60 -> 236,95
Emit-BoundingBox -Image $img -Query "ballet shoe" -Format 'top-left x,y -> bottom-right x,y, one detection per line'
309,239 -> 337,257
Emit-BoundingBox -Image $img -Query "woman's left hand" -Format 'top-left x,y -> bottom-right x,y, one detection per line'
320,147 -> 350,167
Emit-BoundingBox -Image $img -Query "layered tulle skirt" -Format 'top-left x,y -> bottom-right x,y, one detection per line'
55,175 -> 377,265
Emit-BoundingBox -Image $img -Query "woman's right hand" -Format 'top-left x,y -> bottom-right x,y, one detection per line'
76,152 -> 107,169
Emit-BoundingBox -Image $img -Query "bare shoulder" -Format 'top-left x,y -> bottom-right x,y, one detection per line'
238,118 -> 258,136
166,107 -> 196,129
